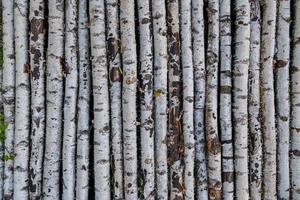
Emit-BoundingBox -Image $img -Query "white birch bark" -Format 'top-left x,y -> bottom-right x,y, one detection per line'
89,1 -> 111,199
2,1 -> 15,198
275,0 -> 290,199
0,4 -> 3,198
120,0 -> 138,198
152,0 -> 168,199
179,0 -> 195,199
43,0 -> 64,199
192,0 -> 208,199
167,0 -> 184,199
76,0 -> 90,199
260,1 -> 277,199
220,0 -> 234,199
29,0 -> 46,199
249,1 -> 262,199
13,0 -> 30,199
137,0 -> 155,199
233,0 -> 250,199
62,0 -> 78,199
206,0 -> 222,199
291,0 -> 300,198
105,0 -> 124,199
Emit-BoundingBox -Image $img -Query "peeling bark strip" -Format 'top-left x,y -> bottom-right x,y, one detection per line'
167,0 -> 184,199
275,0 -> 290,199
249,1 -> 262,199
205,0 -> 222,199
220,0 -> 234,199
63,0 -> 78,199
29,0 -> 46,199
152,0 -> 168,199
192,0 -> 208,199
43,0 -> 64,199
260,1 -> 277,199
2,0 -> 15,199
291,0 -> 300,199
233,0 -> 250,199
76,1 -> 90,199
137,0 -> 155,199
180,0 -> 195,199
89,1 -> 111,199
120,0 -> 138,199
106,0 -> 124,199
13,0 -> 30,199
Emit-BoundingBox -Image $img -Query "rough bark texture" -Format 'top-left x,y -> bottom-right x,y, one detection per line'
249,1 -> 262,199
43,0 -> 64,199
29,0 -> 46,199
233,0 -> 250,199
260,1 -> 277,199
137,0 -> 155,199
13,0 -> 30,199
120,0 -> 138,198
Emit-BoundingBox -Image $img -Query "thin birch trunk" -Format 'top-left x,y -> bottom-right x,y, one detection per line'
43,0 -> 64,199
0,3 -> 3,198
120,0 -> 138,198
192,0 -> 208,199
260,1 -> 277,199
206,0 -> 222,199
137,0 -> 155,199
167,0 -> 184,199
291,0 -> 300,198
89,1 -> 111,199
233,0 -> 250,199
2,0 -> 15,198
152,0 -> 168,199
105,1 -> 124,199
179,0 -> 195,199
249,1 -> 262,199
220,0 -> 234,199
29,0 -> 46,199
76,1 -> 90,199
275,0 -> 290,199
62,0 -> 78,199
13,0 -> 30,199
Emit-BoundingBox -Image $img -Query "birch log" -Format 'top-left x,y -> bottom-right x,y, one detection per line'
291,0 -> 300,198
180,0 -> 195,199
62,0 -> 78,199
275,0 -> 290,199
260,1 -> 277,199
249,0 -> 262,199
152,0 -> 169,199
2,0 -> 15,198
29,0 -> 46,199
89,1 -> 111,199
106,0 -> 124,199
120,0 -> 138,198
220,0 -> 234,199
206,0 -> 222,199
233,0 -> 250,199
13,0 -> 30,199
43,0 -> 64,199
137,0 -> 155,199
76,0 -> 90,199
167,0 -> 184,199
192,0 -> 208,199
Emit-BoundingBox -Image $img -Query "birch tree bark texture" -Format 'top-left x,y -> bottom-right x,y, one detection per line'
233,0 -> 250,199
29,0 -> 46,199
120,0 -> 138,199
43,0 -> 64,199
89,0 -> 111,199
2,0 -> 15,199
137,0 -> 155,199
13,0 -> 30,199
